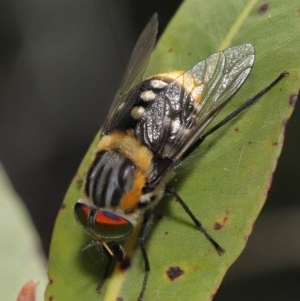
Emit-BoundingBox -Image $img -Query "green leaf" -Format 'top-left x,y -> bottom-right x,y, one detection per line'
46,0 -> 300,301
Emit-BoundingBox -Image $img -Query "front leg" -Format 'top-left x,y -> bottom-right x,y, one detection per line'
137,209 -> 154,301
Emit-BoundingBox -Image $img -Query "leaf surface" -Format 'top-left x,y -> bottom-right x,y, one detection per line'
46,0 -> 300,300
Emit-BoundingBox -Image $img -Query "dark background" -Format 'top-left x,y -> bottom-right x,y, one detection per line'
0,1 -> 299,300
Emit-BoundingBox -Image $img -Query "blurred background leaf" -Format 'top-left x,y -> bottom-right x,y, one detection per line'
0,164 -> 47,301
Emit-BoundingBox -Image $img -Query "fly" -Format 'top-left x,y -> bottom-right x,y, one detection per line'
74,14 -> 287,301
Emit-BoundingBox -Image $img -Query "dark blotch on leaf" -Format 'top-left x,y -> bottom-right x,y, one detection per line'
166,266 -> 184,281
214,222 -> 222,230
119,256 -> 131,271
257,2 -> 270,15
117,297 -> 124,301
214,208 -> 231,230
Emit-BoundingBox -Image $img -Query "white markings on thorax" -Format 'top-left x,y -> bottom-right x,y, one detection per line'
131,106 -> 146,120
149,79 -> 168,89
130,78 -> 168,120
140,90 -> 157,102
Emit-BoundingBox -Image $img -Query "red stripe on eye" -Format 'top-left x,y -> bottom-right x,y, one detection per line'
81,204 -> 90,216
94,210 -> 130,226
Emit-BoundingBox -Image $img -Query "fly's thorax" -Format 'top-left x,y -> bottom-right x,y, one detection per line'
133,73 -> 202,161
84,132 -> 153,212
142,71 -> 203,105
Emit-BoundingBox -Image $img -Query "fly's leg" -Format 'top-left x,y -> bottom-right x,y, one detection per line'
96,256 -> 115,291
86,240 -> 124,291
81,240 -> 113,291
165,186 -> 225,255
137,210 -> 154,301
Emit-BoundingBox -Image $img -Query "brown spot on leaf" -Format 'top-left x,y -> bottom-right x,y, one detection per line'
60,203 -> 66,210
272,142 -> 278,146
214,222 -> 222,230
257,2 -> 270,14
214,208 -> 231,230
234,126 -> 239,132
168,47 -> 173,53
48,296 -> 53,301
166,266 -> 184,281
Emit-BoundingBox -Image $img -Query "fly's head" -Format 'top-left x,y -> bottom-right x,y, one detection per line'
74,200 -> 134,260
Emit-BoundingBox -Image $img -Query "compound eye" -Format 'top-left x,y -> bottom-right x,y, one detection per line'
94,210 -> 134,241
74,201 -> 91,229
74,200 -> 134,241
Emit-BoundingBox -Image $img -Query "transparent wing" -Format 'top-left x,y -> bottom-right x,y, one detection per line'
102,14 -> 158,135
173,43 -> 255,160
135,44 -> 255,168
